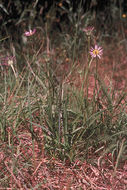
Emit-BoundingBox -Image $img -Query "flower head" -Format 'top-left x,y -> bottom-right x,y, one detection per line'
24,28 -> 36,37
0,56 -> 15,66
82,26 -> 94,36
90,45 -> 103,59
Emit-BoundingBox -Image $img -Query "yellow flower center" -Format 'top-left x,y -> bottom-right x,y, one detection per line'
93,49 -> 99,55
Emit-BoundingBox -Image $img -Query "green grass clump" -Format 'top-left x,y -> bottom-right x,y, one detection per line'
0,25 -> 126,166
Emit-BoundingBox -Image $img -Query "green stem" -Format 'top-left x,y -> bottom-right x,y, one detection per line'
95,57 -> 98,93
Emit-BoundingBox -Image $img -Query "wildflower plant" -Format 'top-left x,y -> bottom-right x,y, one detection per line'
89,44 -> 103,110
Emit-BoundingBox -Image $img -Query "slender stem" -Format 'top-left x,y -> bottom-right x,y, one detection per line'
95,57 -> 98,100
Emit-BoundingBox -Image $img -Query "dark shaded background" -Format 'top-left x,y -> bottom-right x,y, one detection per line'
0,0 -> 126,33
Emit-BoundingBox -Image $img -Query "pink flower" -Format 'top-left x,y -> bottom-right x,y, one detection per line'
24,28 -> 36,37
82,26 -> 94,35
90,45 -> 103,59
